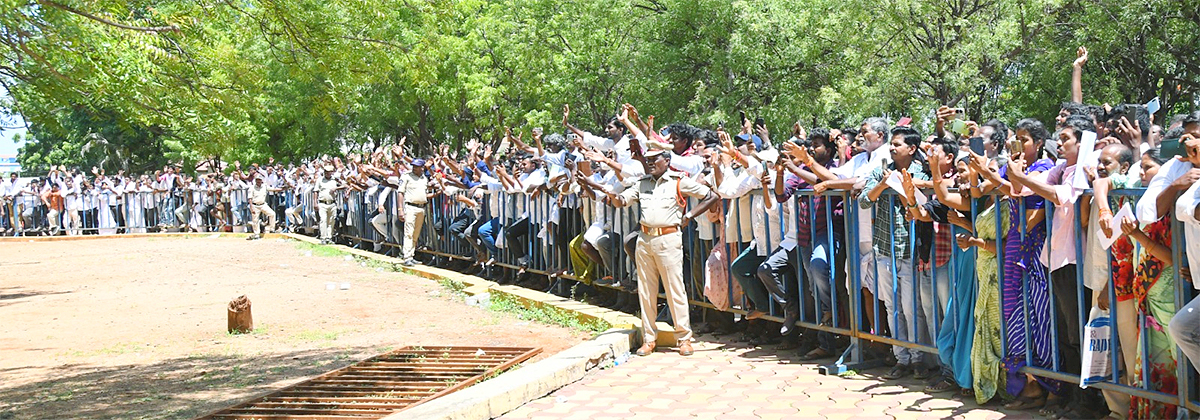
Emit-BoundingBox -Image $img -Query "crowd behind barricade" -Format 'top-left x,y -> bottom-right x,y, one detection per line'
5,50 -> 1200,420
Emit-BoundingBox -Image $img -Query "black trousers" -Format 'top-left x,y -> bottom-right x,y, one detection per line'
505,217 -> 530,259
1050,264 -> 1084,375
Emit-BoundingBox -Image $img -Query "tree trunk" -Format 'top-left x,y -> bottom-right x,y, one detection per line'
227,295 -> 253,334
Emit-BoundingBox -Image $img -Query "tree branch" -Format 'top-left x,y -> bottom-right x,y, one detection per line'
39,0 -> 181,33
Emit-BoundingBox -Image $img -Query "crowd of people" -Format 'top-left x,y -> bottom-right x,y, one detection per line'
5,48 -> 1200,420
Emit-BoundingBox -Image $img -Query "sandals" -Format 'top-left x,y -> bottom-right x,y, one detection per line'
1004,393 -> 1046,410
1037,395 -> 1066,417
924,378 -> 957,394
882,364 -> 912,380
800,347 -> 834,361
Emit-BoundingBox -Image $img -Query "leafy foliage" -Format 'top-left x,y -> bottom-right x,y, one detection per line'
1,0 -> 1197,173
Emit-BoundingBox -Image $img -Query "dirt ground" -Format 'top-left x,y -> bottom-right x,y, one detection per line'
0,236 -> 589,419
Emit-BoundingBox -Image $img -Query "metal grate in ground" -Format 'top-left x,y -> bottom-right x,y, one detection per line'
197,346 -> 541,420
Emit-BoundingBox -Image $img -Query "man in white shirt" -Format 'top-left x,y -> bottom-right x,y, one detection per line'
807,117 -> 892,333
1,173 -> 17,234
1162,113 -> 1200,370
61,177 -> 82,235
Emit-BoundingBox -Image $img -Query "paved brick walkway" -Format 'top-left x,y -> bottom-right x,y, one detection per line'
500,333 -> 1040,420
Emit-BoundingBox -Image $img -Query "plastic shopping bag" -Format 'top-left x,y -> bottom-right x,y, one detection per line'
1080,307 -> 1112,388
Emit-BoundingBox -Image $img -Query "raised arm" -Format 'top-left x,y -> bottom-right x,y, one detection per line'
1071,46 -> 1087,104
783,140 -> 839,182
561,104 -> 588,140
1005,158 -> 1059,202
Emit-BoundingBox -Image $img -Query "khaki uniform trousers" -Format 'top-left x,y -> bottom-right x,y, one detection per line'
402,203 -> 425,261
635,230 -> 692,345
250,202 -> 275,235
317,202 -> 336,240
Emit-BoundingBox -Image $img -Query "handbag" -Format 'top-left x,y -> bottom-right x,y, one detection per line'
1080,306 -> 1112,388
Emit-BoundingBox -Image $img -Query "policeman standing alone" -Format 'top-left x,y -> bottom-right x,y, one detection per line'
316,165 -> 342,244
607,148 -> 720,356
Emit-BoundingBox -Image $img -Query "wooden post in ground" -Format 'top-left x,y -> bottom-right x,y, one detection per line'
228,295 -> 253,334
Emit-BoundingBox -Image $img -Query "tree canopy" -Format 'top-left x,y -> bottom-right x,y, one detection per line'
2,0 -> 1196,173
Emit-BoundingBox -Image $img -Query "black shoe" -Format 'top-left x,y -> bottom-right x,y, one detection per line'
779,303 -> 800,336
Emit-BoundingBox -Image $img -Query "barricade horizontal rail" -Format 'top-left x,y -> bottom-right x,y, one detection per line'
5,182 -> 1195,413
395,186 -> 1195,413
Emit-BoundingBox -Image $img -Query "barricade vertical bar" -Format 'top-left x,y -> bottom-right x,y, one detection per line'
1073,197 -> 1087,383
1020,198 -> 1033,369
1045,200 -> 1060,372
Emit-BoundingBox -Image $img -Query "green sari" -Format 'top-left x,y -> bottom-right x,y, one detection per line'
971,198 -> 1011,404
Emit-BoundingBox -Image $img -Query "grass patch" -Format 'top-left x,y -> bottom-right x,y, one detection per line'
437,277 -> 468,300
487,293 -> 611,334
294,241 -> 349,258
227,323 -> 270,336
362,257 -> 401,272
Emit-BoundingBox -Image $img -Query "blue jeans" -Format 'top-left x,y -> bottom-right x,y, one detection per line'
801,237 -> 840,351
476,217 -> 501,257
862,251 -> 921,365
919,263 -> 951,374
731,243 -> 770,311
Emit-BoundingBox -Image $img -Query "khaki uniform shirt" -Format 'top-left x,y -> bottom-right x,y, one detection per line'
317,178 -> 339,202
619,171 -> 711,228
250,184 -> 270,205
398,172 -> 428,205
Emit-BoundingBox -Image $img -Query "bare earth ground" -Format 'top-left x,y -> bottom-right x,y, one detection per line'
0,236 -> 588,420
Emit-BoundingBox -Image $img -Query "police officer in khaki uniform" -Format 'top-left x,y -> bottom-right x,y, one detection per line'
398,159 -> 434,266
608,149 -> 720,356
315,165 -> 342,244
247,176 -> 282,240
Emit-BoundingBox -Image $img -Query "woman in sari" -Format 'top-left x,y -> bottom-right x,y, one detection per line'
968,118 -> 1061,408
1121,214 -> 1177,418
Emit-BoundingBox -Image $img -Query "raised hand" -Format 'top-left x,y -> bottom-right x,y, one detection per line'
935,106 -> 956,123
562,104 -> 570,126
900,170 -> 917,204
718,129 -> 735,153
1082,165 -> 1098,182
1114,117 -> 1137,145
755,122 -> 770,141
1119,215 -> 1139,236
1008,157 -> 1026,176
625,103 -> 640,124
1073,46 -> 1089,68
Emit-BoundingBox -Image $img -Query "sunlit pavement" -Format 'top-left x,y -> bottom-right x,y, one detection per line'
499,332 -> 1035,420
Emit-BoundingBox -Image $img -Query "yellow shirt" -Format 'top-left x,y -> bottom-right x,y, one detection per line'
619,171 -> 711,228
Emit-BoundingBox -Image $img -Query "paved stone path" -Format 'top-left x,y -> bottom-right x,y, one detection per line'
500,333 -> 1040,420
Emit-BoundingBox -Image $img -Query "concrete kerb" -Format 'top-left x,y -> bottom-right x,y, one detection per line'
390,328 -> 636,420
277,235 -> 646,419
11,232 -> 645,419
